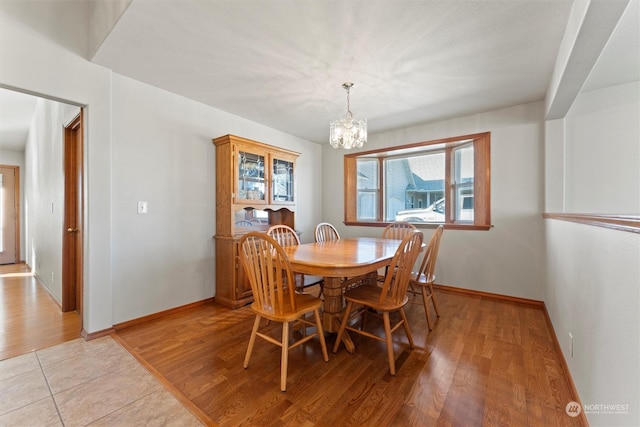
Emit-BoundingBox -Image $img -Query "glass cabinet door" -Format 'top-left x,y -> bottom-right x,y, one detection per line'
237,150 -> 266,203
272,157 -> 294,203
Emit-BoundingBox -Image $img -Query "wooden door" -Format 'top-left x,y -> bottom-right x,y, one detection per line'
62,112 -> 83,314
0,166 -> 18,265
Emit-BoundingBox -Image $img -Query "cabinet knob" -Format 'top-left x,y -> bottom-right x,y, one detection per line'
67,227 -> 78,233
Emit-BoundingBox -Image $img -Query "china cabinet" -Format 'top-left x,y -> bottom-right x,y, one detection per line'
212,134 -> 299,308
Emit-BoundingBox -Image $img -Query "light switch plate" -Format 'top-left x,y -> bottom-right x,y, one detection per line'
137,201 -> 148,214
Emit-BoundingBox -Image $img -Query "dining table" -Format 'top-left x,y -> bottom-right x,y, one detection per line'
283,237 -> 404,353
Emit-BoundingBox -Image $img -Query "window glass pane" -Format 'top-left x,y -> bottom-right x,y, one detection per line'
357,159 -> 378,220
390,152 -> 445,223
357,191 -> 377,220
384,158 -> 409,221
454,144 -> 474,222
238,151 -> 265,201
272,158 -> 294,202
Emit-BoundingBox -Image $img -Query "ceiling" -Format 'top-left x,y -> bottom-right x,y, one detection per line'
0,87 -> 38,151
93,0 -> 575,144
1,0 -> 638,151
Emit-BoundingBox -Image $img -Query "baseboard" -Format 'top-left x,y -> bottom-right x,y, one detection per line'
76,299 -> 215,340
433,283 -> 587,425
82,327 -> 116,341
541,304 -> 589,426
433,283 -> 544,307
113,298 -> 215,331
31,271 -> 65,310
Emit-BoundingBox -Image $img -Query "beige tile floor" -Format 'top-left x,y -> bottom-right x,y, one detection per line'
0,335 -> 203,426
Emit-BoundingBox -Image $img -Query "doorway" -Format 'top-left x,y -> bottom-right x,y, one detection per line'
0,88 -> 83,358
0,165 -> 19,265
62,111 -> 84,316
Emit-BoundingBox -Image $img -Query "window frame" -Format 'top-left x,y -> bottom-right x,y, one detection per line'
344,132 -> 491,230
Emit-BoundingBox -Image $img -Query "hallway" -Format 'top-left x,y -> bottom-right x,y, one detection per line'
0,263 -> 80,361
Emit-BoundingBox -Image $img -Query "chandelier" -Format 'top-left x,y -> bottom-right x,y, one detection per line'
329,82 -> 367,149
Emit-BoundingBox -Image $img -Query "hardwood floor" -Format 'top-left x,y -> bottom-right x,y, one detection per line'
116,287 -> 586,427
0,263 -> 81,361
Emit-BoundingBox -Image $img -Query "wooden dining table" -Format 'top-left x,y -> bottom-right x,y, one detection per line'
283,237 -> 404,352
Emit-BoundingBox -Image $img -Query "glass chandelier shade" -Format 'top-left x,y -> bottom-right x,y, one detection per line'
330,82 -> 367,149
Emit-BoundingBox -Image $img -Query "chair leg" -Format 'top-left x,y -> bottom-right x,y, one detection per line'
421,286 -> 433,330
382,312 -> 396,375
295,274 -> 305,294
408,282 -> 418,299
398,307 -> 415,348
244,315 -> 261,368
314,308 -> 329,362
298,314 -> 307,337
281,321 -> 289,392
333,301 -> 353,353
429,283 -> 440,317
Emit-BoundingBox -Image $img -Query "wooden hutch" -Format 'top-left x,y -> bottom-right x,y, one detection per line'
213,134 -> 298,308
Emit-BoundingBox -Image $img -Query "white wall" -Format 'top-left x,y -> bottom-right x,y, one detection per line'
322,101 -> 546,300
0,148 -> 25,261
544,81 -> 640,426
1,3 -> 114,333
23,98 -> 80,303
109,69 -> 323,323
565,82 -> 640,213
0,4 -> 322,330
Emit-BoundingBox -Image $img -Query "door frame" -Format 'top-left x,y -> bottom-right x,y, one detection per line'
62,111 -> 83,317
0,164 -> 20,264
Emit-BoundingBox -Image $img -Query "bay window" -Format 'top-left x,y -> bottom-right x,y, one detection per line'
344,132 -> 491,230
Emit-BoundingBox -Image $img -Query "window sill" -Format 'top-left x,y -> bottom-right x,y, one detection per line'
344,221 -> 492,231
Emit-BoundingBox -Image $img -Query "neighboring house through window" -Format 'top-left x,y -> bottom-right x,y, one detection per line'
344,132 -> 491,230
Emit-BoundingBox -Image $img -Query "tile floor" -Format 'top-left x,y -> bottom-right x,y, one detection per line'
0,335 -> 203,426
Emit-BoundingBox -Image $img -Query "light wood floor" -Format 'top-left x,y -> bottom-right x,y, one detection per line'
116,287 -> 586,427
0,263 -> 81,361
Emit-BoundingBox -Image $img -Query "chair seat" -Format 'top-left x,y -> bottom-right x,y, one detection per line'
409,272 -> 435,285
251,292 -> 322,323
344,285 -> 409,312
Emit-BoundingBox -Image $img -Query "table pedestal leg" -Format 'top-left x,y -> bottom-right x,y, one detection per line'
321,276 -> 354,353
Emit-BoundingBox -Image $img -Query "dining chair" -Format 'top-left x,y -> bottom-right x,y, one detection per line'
313,222 -> 365,289
333,230 -> 424,375
235,219 -> 254,226
267,225 -> 324,295
381,221 -> 417,240
378,221 -> 418,281
314,222 -> 340,242
238,232 -> 329,392
408,225 -> 444,330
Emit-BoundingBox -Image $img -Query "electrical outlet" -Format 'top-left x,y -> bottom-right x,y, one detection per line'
569,333 -> 574,358
51,272 -> 55,284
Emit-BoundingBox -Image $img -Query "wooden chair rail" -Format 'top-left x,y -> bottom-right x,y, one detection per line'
543,213 -> 640,234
